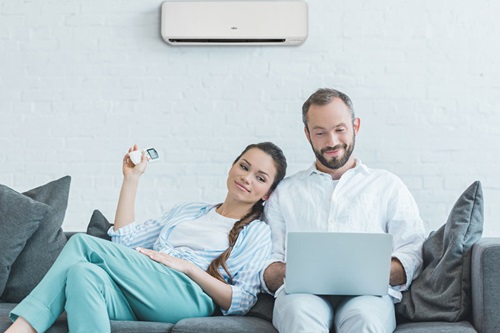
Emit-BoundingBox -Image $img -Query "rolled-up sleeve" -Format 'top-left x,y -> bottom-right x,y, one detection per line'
108,202 -> 200,249
107,218 -> 164,249
222,221 -> 272,315
386,179 -> 426,293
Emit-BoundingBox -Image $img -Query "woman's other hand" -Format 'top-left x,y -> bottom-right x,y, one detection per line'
136,248 -> 195,275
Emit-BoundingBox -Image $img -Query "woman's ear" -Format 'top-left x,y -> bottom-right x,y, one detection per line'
262,190 -> 272,202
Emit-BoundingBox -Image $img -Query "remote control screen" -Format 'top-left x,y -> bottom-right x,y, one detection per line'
147,148 -> 159,159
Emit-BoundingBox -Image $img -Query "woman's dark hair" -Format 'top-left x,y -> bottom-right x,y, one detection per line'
206,142 -> 287,284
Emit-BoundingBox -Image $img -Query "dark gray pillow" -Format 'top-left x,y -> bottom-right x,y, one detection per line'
0,185 -> 49,295
0,176 -> 71,302
396,181 -> 484,322
86,209 -> 112,241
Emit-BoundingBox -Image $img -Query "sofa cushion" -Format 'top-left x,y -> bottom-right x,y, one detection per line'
86,209 -> 112,240
394,321 -> 477,333
0,303 -> 69,333
396,181 -> 484,322
110,320 -> 174,333
0,185 -> 49,295
0,176 -> 71,303
246,293 -> 274,322
173,316 -> 277,333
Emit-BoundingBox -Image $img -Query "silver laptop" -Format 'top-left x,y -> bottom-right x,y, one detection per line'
285,232 -> 393,295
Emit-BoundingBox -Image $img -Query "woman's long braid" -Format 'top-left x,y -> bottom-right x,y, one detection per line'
206,200 -> 264,284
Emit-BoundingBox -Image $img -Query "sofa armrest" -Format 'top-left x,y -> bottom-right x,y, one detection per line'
471,237 -> 500,333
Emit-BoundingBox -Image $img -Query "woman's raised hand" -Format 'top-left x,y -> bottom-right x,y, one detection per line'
123,144 -> 148,178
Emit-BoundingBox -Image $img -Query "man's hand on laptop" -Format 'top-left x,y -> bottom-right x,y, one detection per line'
264,262 -> 286,293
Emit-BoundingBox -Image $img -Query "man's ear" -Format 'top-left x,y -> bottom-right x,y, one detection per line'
353,117 -> 360,135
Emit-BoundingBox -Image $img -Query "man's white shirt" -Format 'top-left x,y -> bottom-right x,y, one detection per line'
262,160 -> 426,302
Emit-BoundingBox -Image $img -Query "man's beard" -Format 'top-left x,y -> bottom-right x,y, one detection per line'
313,135 -> 355,170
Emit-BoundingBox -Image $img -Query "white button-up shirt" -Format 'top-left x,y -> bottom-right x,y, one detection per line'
263,160 -> 426,302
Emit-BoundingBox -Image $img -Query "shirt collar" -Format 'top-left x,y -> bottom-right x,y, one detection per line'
299,158 -> 369,179
199,204 -> 218,216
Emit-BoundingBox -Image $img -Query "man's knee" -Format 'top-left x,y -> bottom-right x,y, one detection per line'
273,292 -> 333,332
337,311 -> 385,332
335,296 -> 395,333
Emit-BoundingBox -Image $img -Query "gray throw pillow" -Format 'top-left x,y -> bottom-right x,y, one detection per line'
0,185 -> 49,295
0,176 -> 71,303
86,209 -> 113,241
396,181 -> 484,322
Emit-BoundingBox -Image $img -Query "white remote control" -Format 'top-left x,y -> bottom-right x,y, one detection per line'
129,148 -> 160,165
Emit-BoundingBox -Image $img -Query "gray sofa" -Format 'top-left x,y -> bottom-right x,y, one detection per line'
1,232 -> 499,333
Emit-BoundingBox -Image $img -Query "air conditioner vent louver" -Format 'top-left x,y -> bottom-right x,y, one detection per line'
168,39 -> 287,44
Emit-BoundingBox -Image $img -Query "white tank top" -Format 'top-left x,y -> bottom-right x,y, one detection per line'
167,207 -> 238,252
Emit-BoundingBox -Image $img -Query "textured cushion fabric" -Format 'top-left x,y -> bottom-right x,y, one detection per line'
0,303 -> 68,333
394,321 -> 477,333
396,181 -> 484,322
0,303 -> 19,332
86,209 -> 112,240
246,293 -> 274,322
0,185 -> 49,295
0,303 -> 175,333
0,176 -> 71,303
471,238 -> 500,333
173,316 -> 277,333
110,320 -> 174,332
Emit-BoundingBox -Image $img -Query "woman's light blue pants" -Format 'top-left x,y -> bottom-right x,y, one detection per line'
10,234 -> 215,333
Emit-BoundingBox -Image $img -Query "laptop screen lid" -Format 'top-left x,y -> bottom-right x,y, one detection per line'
285,232 -> 393,296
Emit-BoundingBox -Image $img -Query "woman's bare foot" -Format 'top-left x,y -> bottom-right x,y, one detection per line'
4,317 -> 36,333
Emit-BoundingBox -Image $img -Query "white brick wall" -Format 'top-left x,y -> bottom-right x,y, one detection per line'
1,0 -> 499,236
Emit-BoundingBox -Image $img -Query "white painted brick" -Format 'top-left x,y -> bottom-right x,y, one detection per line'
0,87 -> 22,100
65,15 -> 103,27
0,27 -> 10,39
1,0 -> 500,236
60,88 -> 101,101
24,15 -> 65,28
0,15 -> 24,28
21,89 -> 60,101
11,27 -> 30,41
1,1 -> 43,15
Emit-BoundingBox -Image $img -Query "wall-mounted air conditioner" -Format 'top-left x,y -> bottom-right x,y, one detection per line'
161,0 -> 308,46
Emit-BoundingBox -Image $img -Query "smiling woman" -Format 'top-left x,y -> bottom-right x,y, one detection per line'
226,148 -> 278,207
6,142 -> 287,333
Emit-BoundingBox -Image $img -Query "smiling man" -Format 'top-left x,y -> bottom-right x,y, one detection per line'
262,88 -> 426,333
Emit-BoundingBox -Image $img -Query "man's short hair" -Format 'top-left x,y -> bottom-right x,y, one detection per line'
302,88 -> 355,129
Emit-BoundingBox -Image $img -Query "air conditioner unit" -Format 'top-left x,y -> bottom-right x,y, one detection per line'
161,0 -> 308,46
